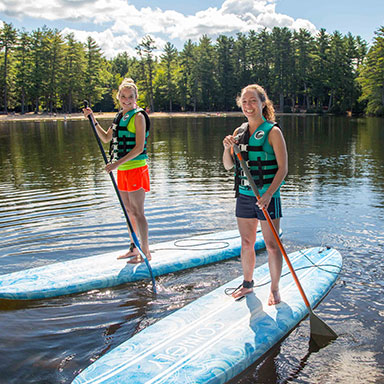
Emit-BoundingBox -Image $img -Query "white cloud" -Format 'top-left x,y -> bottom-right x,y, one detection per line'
0,0 -> 318,58
61,27 -> 138,58
291,18 -> 318,34
221,0 -> 276,17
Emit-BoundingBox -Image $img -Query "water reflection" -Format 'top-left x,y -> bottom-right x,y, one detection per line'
0,115 -> 383,383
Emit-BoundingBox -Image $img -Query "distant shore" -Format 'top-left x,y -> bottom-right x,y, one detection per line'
0,110 -> 325,123
0,111 -> 245,122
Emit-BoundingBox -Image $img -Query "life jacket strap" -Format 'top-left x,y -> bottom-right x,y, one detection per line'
238,144 -> 263,152
248,159 -> 278,167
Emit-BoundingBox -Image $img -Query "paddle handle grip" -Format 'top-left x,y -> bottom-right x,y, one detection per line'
233,145 -> 312,310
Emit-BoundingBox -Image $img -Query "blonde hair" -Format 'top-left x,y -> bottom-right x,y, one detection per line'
117,78 -> 138,100
236,84 -> 275,121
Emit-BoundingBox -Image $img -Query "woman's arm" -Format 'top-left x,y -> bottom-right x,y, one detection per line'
83,107 -> 112,143
222,128 -> 241,170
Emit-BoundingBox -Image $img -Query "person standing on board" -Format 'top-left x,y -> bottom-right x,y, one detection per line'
83,78 -> 151,263
222,84 -> 288,305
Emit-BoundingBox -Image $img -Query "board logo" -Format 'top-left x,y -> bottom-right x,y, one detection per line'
255,130 -> 264,140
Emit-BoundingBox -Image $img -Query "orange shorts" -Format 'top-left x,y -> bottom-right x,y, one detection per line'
117,165 -> 150,192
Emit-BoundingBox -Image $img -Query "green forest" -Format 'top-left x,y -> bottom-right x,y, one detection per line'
1,22 -> 384,116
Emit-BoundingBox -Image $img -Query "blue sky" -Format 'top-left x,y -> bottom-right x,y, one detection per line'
0,0 -> 382,58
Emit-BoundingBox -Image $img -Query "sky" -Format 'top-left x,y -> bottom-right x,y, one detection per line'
0,0 -> 383,59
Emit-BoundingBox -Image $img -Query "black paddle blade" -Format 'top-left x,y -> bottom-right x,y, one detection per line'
309,312 -> 338,348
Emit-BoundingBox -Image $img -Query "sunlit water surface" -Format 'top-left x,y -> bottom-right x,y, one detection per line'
0,115 -> 383,383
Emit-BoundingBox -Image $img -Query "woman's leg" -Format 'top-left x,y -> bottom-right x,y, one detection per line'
260,218 -> 282,305
126,188 -> 151,262
232,217 -> 259,299
117,190 -> 140,259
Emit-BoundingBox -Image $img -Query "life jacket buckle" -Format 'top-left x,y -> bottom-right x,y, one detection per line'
240,178 -> 250,187
238,143 -> 248,152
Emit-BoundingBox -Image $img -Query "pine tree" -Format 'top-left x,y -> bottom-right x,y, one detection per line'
196,35 -> 217,111
29,27 -> 49,113
84,36 -> 105,107
248,29 -> 272,91
46,29 -> 64,113
160,42 -> 178,112
61,32 -> 85,113
216,35 -> 236,111
293,29 -> 316,110
178,39 -> 198,111
358,27 -> 384,116
0,22 -> 17,112
136,35 -> 157,112
111,52 -> 131,77
270,27 -> 294,111
14,31 -> 32,113
312,29 -> 331,111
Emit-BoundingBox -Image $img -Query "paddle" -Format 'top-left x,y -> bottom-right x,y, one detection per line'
84,100 -> 157,294
232,143 -> 337,347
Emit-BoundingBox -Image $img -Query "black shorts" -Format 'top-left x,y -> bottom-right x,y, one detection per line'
235,193 -> 282,220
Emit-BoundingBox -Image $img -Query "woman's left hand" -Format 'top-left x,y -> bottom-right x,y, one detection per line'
256,192 -> 272,210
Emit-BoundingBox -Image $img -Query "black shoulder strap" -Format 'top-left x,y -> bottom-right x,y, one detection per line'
113,111 -> 123,126
266,120 -> 282,132
137,108 -> 151,132
234,122 -> 248,141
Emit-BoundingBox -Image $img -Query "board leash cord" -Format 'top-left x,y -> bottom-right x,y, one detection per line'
224,248 -> 343,295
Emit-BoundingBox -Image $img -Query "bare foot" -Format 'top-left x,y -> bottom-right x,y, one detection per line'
117,249 -> 139,260
126,252 -> 152,264
232,286 -> 253,300
268,290 -> 281,306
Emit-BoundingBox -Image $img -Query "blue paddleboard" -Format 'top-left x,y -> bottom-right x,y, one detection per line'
0,229 -> 272,300
72,246 -> 342,384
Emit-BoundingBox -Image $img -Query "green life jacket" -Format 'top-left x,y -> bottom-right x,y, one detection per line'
234,120 -> 280,197
109,108 -> 150,162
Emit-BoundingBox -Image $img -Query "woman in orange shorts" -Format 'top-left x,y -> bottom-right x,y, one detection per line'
83,78 -> 151,262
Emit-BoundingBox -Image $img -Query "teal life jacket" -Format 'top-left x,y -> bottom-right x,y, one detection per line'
234,120 -> 280,197
109,108 -> 150,162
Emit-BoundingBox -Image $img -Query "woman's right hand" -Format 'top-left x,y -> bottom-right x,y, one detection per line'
83,107 -> 93,119
223,135 -> 236,150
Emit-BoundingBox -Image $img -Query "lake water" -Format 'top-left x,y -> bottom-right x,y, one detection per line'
0,115 -> 383,383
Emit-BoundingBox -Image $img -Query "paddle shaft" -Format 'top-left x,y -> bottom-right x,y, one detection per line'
233,144 -> 312,310
84,101 -> 156,293
89,119 -> 135,234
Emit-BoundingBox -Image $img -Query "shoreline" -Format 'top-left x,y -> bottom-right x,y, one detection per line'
0,111 -> 243,122
0,110 -> 326,123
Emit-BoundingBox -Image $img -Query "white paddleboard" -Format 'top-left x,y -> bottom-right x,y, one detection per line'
72,246 -> 342,384
0,229 -> 273,300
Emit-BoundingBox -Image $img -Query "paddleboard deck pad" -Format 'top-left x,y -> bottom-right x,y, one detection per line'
72,246 -> 342,384
0,229 -> 272,300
